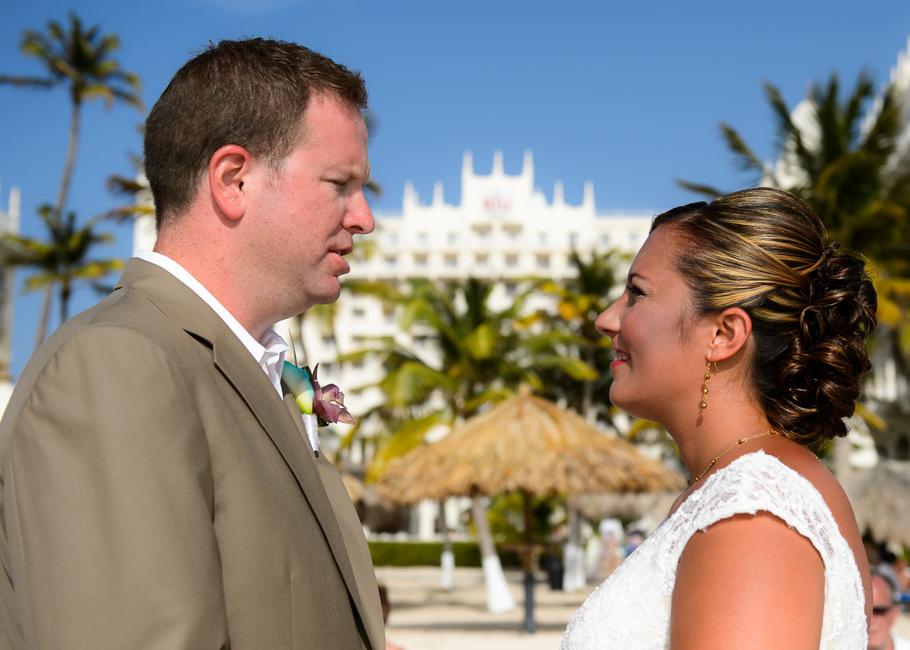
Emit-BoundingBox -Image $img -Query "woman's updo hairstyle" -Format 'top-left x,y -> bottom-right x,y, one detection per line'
651,188 -> 877,446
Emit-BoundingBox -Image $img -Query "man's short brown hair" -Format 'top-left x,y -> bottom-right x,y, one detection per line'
143,38 -> 368,226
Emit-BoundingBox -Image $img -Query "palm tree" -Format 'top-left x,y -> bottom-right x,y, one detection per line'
1,12 -> 143,346
538,248 -> 624,425
3,205 -> 124,326
678,73 -> 910,271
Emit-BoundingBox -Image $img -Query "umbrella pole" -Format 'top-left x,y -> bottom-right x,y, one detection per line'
524,571 -> 535,634
522,489 -> 535,634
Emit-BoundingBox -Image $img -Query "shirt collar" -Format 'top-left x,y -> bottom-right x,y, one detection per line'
133,250 -> 290,394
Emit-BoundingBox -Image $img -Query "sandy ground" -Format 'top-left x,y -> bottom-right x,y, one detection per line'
377,565 -> 910,650
377,566 -> 585,650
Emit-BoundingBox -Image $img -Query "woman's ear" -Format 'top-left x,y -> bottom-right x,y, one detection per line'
208,144 -> 254,221
707,307 -> 752,362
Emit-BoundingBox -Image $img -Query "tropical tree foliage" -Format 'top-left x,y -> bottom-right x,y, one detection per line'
340,277 -> 596,481
679,73 -> 910,270
538,248 -> 623,426
1,13 -> 143,347
105,154 -> 154,222
2,205 -> 123,325
678,72 -> 910,377
1,13 -> 143,217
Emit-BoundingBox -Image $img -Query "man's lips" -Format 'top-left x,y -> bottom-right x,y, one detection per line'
329,247 -> 352,274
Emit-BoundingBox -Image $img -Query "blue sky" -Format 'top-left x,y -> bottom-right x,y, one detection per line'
1,0 -> 908,378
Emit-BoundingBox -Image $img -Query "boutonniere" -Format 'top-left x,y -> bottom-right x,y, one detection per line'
281,336 -> 354,456
281,361 -> 355,428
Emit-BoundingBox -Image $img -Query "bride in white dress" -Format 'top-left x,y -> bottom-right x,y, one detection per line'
561,188 -> 873,650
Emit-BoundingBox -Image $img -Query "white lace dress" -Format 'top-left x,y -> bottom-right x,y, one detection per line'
560,451 -> 867,649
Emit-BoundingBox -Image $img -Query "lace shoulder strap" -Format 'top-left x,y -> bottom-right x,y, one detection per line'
663,451 -> 840,563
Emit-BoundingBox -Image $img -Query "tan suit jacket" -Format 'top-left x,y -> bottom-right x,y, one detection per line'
0,259 -> 385,650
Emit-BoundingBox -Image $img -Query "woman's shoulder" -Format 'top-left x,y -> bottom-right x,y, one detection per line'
669,446 -> 868,648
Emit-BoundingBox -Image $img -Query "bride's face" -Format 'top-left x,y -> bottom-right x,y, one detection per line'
595,226 -> 712,424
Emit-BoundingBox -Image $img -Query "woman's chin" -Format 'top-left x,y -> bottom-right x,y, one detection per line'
608,389 -> 640,419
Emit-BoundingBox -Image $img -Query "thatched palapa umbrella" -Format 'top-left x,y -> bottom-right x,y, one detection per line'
375,389 -> 683,632
376,391 -> 681,503
844,459 -> 910,548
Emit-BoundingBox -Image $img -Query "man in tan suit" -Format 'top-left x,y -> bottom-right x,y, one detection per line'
0,38 -> 384,649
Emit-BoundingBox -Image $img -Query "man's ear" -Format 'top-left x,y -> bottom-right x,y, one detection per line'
707,307 -> 752,363
208,145 -> 254,221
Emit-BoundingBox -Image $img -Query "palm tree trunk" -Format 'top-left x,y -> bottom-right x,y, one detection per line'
55,96 -> 81,219
439,499 -> 454,591
33,288 -> 53,351
562,506 -> 586,591
34,97 -> 81,350
582,344 -> 595,416
60,280 -> 71,325
472,496 -> 516,613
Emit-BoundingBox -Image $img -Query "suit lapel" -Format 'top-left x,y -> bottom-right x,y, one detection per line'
116,259 -> 377,649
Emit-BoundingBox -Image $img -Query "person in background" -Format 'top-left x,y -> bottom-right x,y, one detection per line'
378,584 -> 406,650
870,567 -> 910,650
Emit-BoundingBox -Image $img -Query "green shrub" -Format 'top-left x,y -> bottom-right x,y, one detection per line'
368,540 -> 521,568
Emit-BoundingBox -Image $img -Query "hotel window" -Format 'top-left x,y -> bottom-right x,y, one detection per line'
386,232 -> 398,246
475,254 -> 489,268
599,233 -> 611,247
417,232 -> 429,245
538,232 -> 548,246
504,282 -> 518,297
447,232 -> 459,246
384,255 -> 397,268
444,254 -> 458,268
569,232 -> 579,247
536,254 -> 550,269
474,227 -> 491,244
352,308 -> 366,319
504,227 -> 521,242
414,253 -> 428,267
505,254 -> 519,268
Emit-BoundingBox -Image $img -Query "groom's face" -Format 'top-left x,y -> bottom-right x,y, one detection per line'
255,93 -> 374,315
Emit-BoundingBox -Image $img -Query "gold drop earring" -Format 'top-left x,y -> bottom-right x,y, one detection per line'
700,361 -> 718,409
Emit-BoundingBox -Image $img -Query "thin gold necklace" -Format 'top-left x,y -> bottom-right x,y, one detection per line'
689,430 -> 780,485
